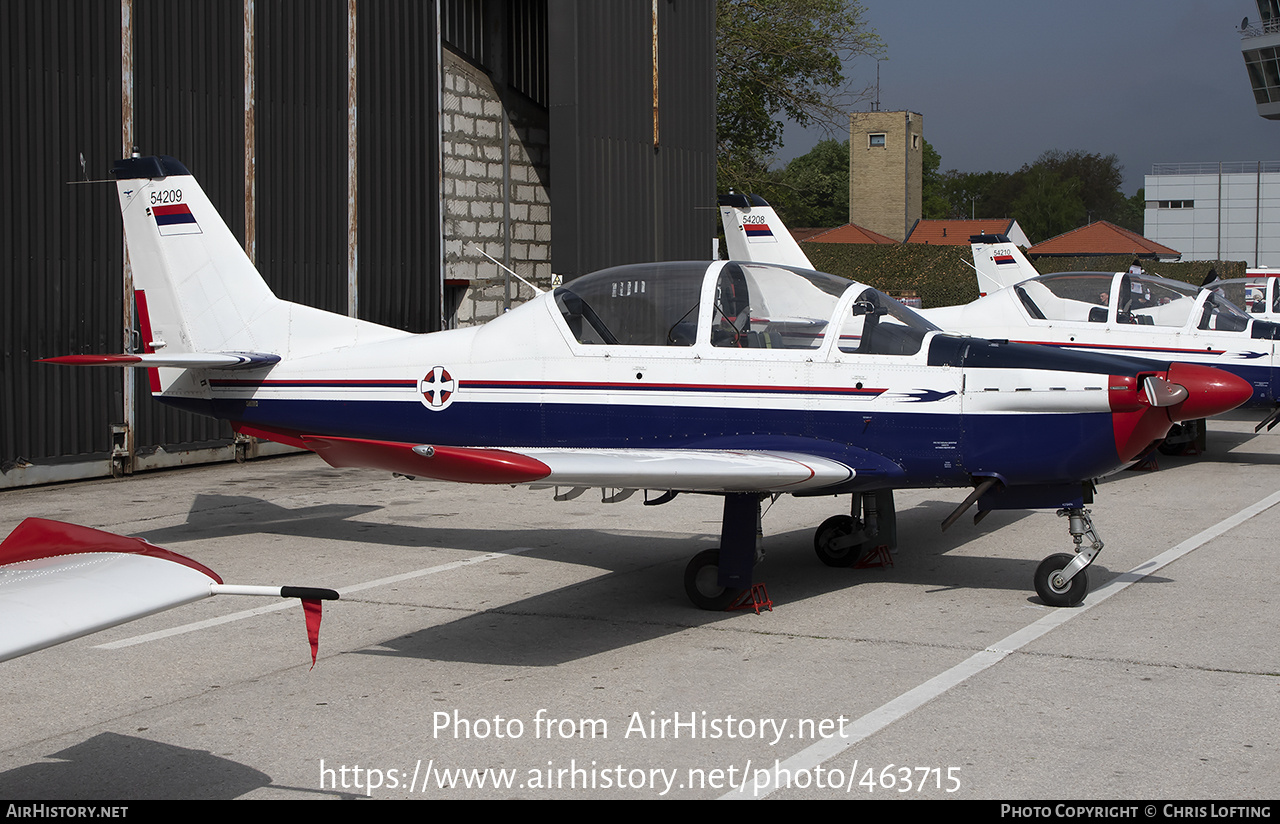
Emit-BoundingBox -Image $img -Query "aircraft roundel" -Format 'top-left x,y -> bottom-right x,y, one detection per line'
419,366 -> 457,411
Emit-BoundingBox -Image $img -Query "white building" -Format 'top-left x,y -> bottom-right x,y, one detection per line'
1144,161 -> 1280,268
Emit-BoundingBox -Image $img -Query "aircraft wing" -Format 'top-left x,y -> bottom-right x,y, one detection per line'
302,436 -> 863,493
0,518 -> 336,664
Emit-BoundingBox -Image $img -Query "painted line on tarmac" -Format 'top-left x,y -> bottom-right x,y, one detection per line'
726,488 -> 1280,800
95,546 -> 535,650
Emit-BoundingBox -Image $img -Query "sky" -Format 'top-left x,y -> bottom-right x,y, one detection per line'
775,0 -> 1277,195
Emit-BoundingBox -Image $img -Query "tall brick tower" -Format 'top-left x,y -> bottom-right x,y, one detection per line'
848,111 -> 923,241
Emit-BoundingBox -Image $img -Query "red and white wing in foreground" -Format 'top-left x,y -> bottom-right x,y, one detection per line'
0,518 -> 336,665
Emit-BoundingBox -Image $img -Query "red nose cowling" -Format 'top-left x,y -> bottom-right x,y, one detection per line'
1109,364 -> 1253,462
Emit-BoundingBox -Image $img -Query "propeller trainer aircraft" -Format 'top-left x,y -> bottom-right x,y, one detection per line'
955,235 -> 1280,422
41,163 -> 1251,610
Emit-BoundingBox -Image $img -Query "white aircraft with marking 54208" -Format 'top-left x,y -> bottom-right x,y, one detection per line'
37,165 -> 1252,611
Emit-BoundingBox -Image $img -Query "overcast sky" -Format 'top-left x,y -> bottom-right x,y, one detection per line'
775,0 -> 1277,195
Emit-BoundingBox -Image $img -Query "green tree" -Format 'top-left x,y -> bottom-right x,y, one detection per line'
936,150 -> 1134,242
1112,189 -> 1146,234
1011,165 -> 1085,241
921,139 -> 949,219
717,0 -> 883,194
941,170 -> 1019,219
760,138 -> 850,227
1033,149 -> 1126,226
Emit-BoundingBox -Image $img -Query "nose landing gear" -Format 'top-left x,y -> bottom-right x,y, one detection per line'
1034,507 -> 1103,607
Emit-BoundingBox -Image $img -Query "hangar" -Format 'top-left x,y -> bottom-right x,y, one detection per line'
1,0 -> 715,488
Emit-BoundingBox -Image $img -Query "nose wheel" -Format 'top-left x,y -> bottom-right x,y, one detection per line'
1034,508 -> 1104,607
1034,553 -> 1090,607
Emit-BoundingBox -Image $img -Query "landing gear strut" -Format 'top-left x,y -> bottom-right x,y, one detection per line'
813,490 -> 896,567
1033,507 -> 1103,607
682,493 -> 763,610
681,490 -> 901,610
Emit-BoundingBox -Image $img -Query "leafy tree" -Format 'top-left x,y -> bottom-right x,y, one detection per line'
1011,165 -> 1085,241
940,170 -> 1020,220
1034,149 -> 1125,225
717,0 -> 883,194
936,150 -> 1136,241
921,139 -> 949,219
1112,189 -> 1146,234
759,138 -> 850,227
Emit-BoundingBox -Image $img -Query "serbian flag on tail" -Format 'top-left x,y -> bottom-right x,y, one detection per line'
994,252 -> 1016,266
152,203 -> 202,236
744,222 -> 775,243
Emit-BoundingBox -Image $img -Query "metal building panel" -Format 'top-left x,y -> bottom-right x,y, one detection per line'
255,1 -> 348,316
131,0 -> 243,452
548,0 -> 715,279
356,1 -> 442,333
1,0 -> 124,479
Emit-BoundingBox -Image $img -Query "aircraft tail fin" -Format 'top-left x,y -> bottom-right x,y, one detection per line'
970,233 -> 1039,296
718,194 -> 815,269
91,156 -> 406,393
113,155 -> 286,357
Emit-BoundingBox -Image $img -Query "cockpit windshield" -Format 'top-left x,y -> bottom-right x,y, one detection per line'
1014,271 -> 1252,332
554,262 -> 704,346
553,261 -> 938,356
709,262 -> 848,349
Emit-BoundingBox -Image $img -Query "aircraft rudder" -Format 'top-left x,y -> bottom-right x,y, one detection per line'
970,233 -> 1037,295
113,155 -> 279,356
717,193 -> 815,269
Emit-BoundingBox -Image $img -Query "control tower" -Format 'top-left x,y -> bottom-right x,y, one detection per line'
1241,0 -> 1280,119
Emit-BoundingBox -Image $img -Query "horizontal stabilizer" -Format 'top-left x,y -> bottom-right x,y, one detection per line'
40,352 -> 281,369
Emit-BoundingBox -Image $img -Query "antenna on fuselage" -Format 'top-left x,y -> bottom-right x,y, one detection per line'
469,244 -> 546,296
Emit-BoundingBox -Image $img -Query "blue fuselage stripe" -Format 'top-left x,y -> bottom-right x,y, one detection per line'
162,396 -> 1124,489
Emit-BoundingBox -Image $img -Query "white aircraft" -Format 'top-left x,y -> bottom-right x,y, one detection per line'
942,236 -> 1280,420
721,197 -> 1280,423
1205,268 -> 1280,321
0,517 -> 336,664
39,161 -> 1252,610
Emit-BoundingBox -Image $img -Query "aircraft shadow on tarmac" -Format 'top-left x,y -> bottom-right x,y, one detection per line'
354,500 -> 1159,667
0,732 -> 316,800
133,493 -> 391,547
130,493 -> 1173,667
1162,427 -> 1280,467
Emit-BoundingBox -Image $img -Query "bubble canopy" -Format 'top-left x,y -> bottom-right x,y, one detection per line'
553,261 -> 939,356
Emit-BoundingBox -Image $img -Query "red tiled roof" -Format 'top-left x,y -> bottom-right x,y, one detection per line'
906,219 -> 1015,245
799,223 -> 898,244
789,228 -> 836,243
1028,221 -> 1179,258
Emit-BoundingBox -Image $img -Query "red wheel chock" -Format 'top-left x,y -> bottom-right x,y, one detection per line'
728,583 -> 773,613
854,544 -> 894,569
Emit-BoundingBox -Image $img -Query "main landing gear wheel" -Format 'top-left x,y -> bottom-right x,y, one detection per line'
684,549 -> 745,611
813,515 -> 865,567
1034,553 -> 1089,607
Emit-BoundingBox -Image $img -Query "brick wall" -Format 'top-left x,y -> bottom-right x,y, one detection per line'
441,53 -> 552,327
